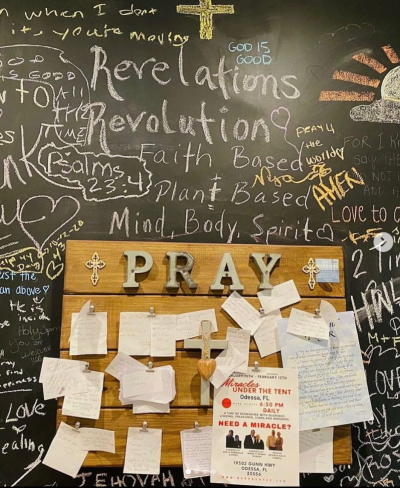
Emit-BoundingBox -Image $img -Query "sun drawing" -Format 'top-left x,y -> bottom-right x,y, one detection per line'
320,44 -> 400,123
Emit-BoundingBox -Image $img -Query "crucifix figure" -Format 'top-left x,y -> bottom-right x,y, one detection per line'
184,320 -> 228,405
85,252 -> 106,286
302,257 -> 320,291
177,0 -> 235,40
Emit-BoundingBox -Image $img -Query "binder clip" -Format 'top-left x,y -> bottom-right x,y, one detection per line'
314,309 -> 321,319
74,421 -> 81,432
83,363 -> 91,373
148,307 -> 156,318
146,361 -> 154,373
140,421 -> 148,432
88,305 -> 95,315
194,421 -> 200,432
259,307 -> 266,317
252,361 -> 260,372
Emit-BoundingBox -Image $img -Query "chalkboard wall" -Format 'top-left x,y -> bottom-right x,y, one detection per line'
0,0 -> 398,485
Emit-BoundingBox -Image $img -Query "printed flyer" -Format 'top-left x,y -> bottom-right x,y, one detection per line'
211,367 -> 299,487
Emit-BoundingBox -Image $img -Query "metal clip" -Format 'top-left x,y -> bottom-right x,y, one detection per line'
252,361 -> 260,372
83,363 -> 91,373
314,308 -> 321,319
146,361 -> 154,373
140,421 -> 148,432
74,421 -> 81,432
259,307 -> 266,317
148,307 -> 156,317
88,304 -> 95,315
194,421 -> 200,432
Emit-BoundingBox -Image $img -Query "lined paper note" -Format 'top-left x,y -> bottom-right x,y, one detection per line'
287,308 -> 329,341
62,371 -> 104,420
258,280 -> 301,314
124,427 -> 162,475
176,309 -> 218,341
300,428 -> 334,473
43,422 -> 87,478
254,310 -> 282,358
118,312 -> 151,355
151,315 -> 176,357
222,292 -> 262,335
181,426 -> 212,479
77,428 -> 115,454
42,368 -> 87,400
226,327 -> 250,373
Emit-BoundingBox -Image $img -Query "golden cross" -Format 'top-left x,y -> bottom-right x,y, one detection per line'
177,0 -> 234,40
302,258 -> 320,291
85,252 -> 106,286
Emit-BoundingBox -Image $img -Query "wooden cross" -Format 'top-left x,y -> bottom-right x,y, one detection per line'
177,0 -> 235,40
184,321 -> 228,405
302,258 -> 320,291
85,252 -> 106,286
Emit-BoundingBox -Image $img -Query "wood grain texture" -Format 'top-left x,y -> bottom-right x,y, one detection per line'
60,295 -> 346,350
56,409 -> 352,467
64,241 -> 344,297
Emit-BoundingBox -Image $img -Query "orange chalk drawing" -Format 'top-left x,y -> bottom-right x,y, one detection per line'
343,228 -> 382,245
352,53 -> 387,73
382,44 -> 400,64
177,0 -> 234,40
332,70 -> 380,88
319,91 -> 375,101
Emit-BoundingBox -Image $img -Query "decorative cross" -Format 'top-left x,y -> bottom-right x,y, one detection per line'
302,258 -> 320,291
177,0 -> 235,40
184,321 -> 228,405
85,252 -> 106,286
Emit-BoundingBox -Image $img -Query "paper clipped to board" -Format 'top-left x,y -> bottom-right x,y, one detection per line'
222,291 -> 263,335
124,427 -> 162,475
70,301 -> 108,355
300,428 -> 334,474
210,343 -> 246,388
151,315 -> 177,357
254,309 -> 282,358
105,351 -> 146,381
287,308 -> 329,341
121,370 -> 164,399
118,312 -> 151,355
39,357 -> 87,383
77,428 -> 116,454
42,367 -> 88,400
257,280 -> 301,315
120,367 -> 176,406
226,327 -> 250,373
181,425 -> 213,479
62,371 -> 104,420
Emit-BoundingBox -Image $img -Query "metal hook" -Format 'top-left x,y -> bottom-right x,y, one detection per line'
88,304 -> 95,315
314,308 -> 321,319
252,361 -> 260,372
146,361 -> 154,373
148,307 -> 156,317
83,362 -> 91,373
74,421 -> 81,432
194,421 -> 200,432
259,307 -> 266,317
141,421 -> 148,432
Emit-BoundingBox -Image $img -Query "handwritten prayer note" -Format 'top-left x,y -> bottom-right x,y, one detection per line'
124,427 -> 162,475
118,312 -> 151,355
121,367 -> 176,405
226,327 -> 250,373
210,343 -> 245,388
300,428 -> 334,473
42,368 -> 87,400
43,422 -> 88,478
70,310 -> 108,356
320,300 -> 339,329
181,426 -> 212,479
62,371 -> 104,420
122,370 -> 163,399
39,357 -> 86,383
176,309 -> 218,341
254,310 -> 282,358
222,291 -> 262,335
258,280 -> 301,314
278,311 -> 373,430
287,308 -> 329,341
151,315 -> 176,357
77,428 -> 116,454
105,352 -> 145,381
132,401 -> 170,414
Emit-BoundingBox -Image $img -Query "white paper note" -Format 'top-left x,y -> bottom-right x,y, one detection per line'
43,422 -> 87,478
176,309 -> 218,341
287,308 -> 329,341
121,367 -> 176,405
42,368 -> 87,400
320,300 -> 339,330
258,280 -> 301,314
210,343 -> 246,388
278,311 -> 373,430
226,327 -> 250,373
62,371 -> 104,420
70,305 -> 108,355
124,427 -> 162,475
181,426 -> 212,479
122,370 -> 163,399
254,310 -> 282,358
118,312 -> 151,355
151,316 -> 176,357
300,428 -> 334,473
132,401 -> 170,414
105,352 -> 145,381
222,291 -> 263,335
39,357 -> 86,383
77,428 -> 116,454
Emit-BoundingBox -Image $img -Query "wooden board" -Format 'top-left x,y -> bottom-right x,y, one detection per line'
64,241 -> 345,297
60,295 -> 346,350
56,410 -> 352,467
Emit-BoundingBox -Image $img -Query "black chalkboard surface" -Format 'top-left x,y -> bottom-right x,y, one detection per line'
0,0 -> 399,486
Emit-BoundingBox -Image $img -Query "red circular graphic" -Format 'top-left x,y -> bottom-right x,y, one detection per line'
222,398 -> 231,408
